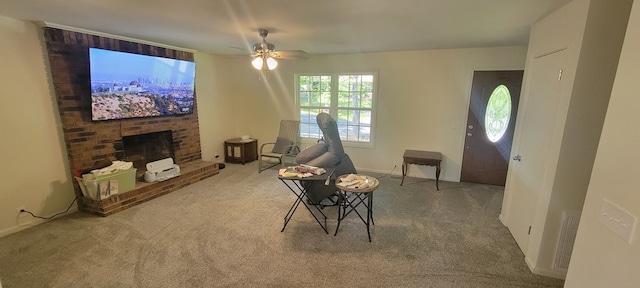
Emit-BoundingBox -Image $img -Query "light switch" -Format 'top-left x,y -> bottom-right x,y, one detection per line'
598,198 -> 637,244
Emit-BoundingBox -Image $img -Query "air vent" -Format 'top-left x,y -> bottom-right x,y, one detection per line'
554,211 -> 581,270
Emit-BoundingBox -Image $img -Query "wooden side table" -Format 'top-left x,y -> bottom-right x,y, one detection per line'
401,150 -> 442,190
224,138 -> 258,165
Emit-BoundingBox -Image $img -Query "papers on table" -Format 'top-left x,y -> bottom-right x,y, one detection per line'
337,174 -> 375,189
336,180 -> 359,187
279,165 -> 326,178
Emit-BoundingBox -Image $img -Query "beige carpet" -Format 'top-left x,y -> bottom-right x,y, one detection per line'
0,162 -> 564,287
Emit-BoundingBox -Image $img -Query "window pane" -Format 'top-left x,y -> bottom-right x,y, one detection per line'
350,76 -> 360,91
362,76 -> 373,92
310,92 -> 320,106
338,75 -> 349,90
485,84 -> 512,142
303,75 -> 331,108
320,92 -> 331,107
300,108 -> 328,139
358,110 -> 371,125
311,76 -> 321,91
338,91 -> 350,107
340,92 -> 357,108
299,91 -> 310,106
299,76 -> 310,89
337,109 -> 370,142
358,126 -> 370,141
300,108 -> 312,124
358,92 -> 372,108
337,75 -> 373,142
321,76 -> 331,91
337,109 -> 349,122
338,74 -> 374,109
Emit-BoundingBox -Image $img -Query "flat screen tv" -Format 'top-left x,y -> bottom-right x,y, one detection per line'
89,48 -> 196,121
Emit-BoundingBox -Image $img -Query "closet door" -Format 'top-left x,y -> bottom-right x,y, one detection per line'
506,49 -> 566,252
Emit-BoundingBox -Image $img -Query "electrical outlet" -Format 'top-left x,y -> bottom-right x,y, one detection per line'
17,206 -> 27,216
598,199 -> 637,244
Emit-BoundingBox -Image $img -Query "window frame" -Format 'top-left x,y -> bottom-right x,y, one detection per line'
295,72 -> 377,149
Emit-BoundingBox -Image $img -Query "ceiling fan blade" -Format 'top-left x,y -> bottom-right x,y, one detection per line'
271,50 -> 308,59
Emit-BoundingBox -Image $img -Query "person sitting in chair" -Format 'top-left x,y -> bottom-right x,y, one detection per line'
295,112 -> 357,204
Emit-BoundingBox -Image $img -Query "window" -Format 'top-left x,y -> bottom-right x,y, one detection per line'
485,84 -> 512,142
296,73 -> 376,146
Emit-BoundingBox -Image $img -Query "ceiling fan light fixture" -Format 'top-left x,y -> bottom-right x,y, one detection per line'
250,29 -> 291,71
253,42 -> 274,53
266,57 -> 278,70
251,57 -> 263,70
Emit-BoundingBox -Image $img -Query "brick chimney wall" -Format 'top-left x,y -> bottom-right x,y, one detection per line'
43,27 -> 202,174
41,27 -> 217,216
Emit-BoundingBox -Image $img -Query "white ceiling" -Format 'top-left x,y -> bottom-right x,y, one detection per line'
0,0 -> 572,55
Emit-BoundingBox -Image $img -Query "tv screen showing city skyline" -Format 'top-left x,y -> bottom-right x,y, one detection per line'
89,48 -> 196,121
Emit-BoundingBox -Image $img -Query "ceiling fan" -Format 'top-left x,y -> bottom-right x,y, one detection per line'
250,29 -> 307,70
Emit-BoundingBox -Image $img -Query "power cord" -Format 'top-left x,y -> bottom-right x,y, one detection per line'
19,195 -> 81,220
376,164 -> 397,179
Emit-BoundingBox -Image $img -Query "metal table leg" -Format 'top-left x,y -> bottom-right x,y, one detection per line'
279,178 -> 328,234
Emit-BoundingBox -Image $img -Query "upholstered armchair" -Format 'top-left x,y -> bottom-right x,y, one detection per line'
295,112 -> 357,203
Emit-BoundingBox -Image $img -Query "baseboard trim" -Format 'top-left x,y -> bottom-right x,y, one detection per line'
0,218 -> 48,238
1,207 -> 78,238
532,266 -> 567,280
525,256 -> 567,280
498,214 -> 507,226
355,167 -> 456,183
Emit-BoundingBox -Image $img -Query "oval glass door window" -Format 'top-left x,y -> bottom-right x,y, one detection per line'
485,84 -> 512,142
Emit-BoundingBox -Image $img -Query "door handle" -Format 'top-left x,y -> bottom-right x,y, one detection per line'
513,154 -> 522,161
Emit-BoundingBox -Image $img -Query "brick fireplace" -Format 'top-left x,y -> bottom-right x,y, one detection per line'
122,130 -> 175,175
43,27 -> 219,216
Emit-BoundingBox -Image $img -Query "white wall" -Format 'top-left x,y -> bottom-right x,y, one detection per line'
500,0 -> 590,277
222,47 -> 527,181
195,53 -> 238,162
538,0 -> 632,275
565,1 -> 640,286
499,0 -> 632,279
0,16 -> 76,236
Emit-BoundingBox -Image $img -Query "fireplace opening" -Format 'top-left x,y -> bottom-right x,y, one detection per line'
123,130 -> 174,176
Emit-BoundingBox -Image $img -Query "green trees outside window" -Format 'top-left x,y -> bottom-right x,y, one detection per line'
297,74 -> 375,144
485,84 -> 512,142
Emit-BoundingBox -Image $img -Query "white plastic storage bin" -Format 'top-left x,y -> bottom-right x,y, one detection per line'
75,168 -> 136,200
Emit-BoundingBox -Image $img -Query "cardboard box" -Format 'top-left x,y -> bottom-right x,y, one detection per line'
75,168 -> 136,200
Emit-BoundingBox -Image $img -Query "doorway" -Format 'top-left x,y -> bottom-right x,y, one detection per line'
461,70 -> 523,186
